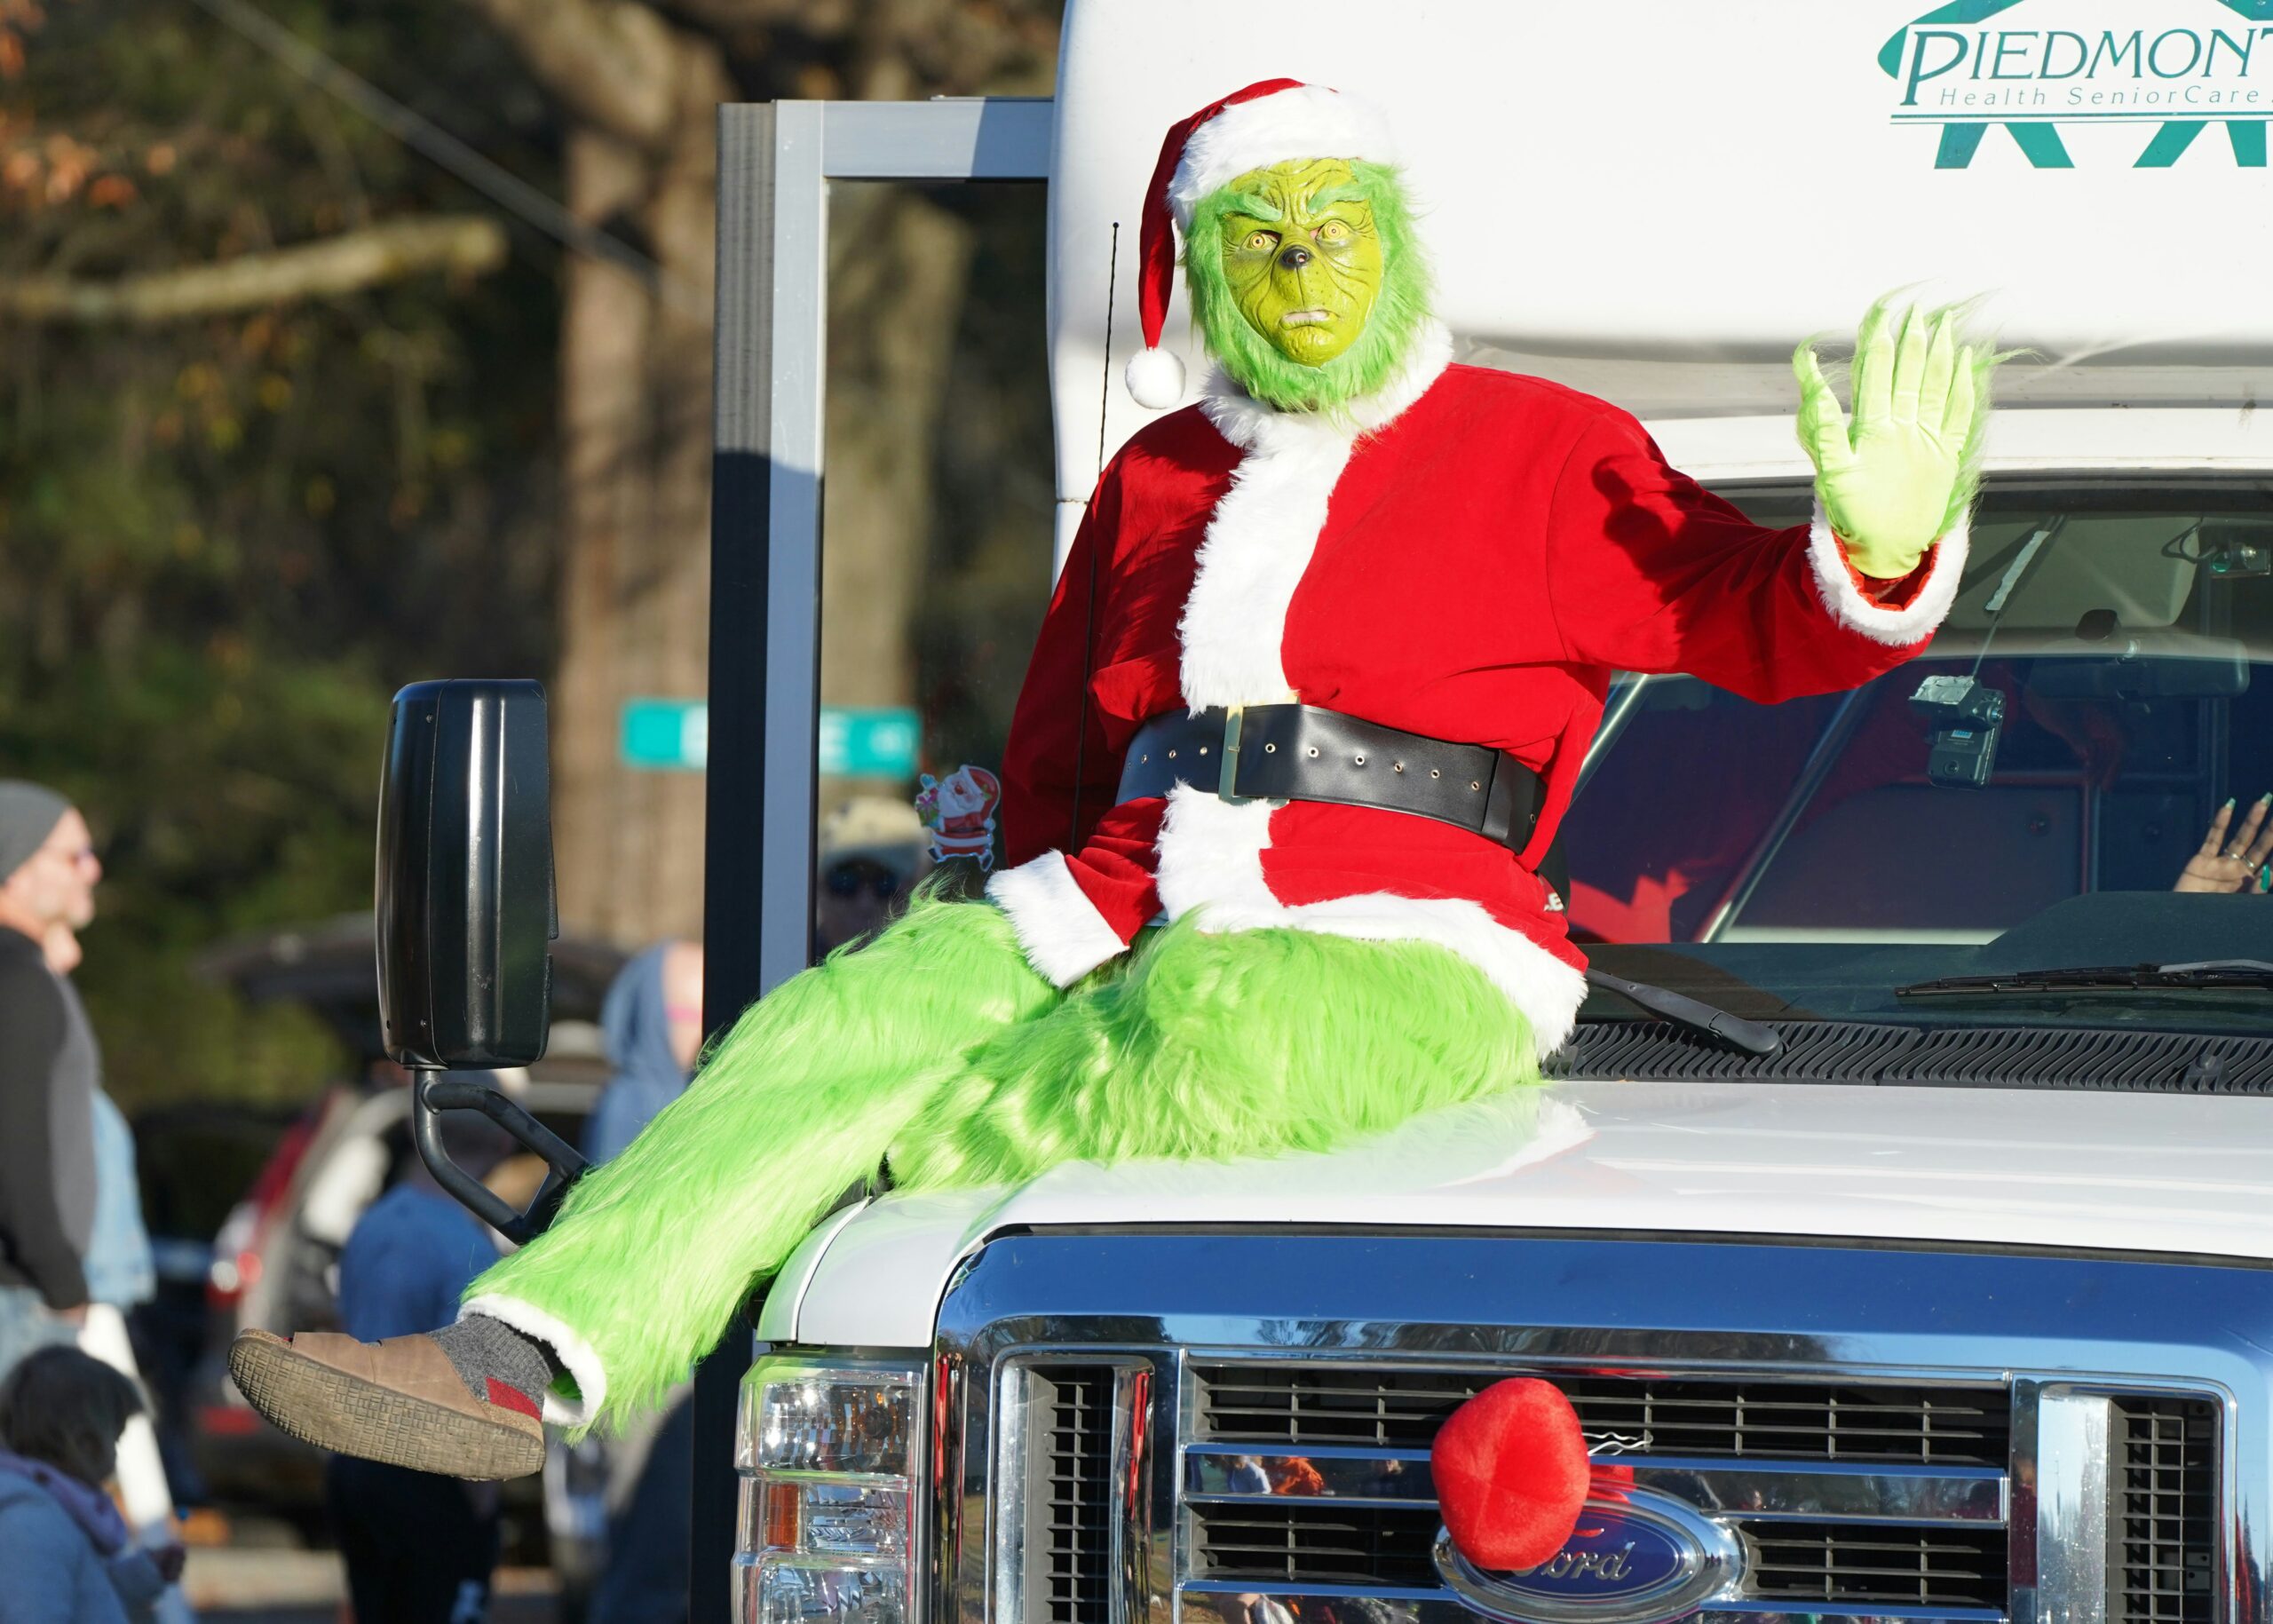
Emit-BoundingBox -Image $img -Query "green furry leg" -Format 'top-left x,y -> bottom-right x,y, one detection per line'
467,895 -> 1051,1427
890,915 -> 1539,1190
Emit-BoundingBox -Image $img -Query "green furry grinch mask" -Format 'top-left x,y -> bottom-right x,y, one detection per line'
1186,157 -> 1434,414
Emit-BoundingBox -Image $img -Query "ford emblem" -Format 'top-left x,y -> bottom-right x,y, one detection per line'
1433,1487 -> 1745,1624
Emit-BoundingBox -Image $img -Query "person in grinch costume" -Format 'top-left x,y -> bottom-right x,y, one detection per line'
231,79 -> 1994,1489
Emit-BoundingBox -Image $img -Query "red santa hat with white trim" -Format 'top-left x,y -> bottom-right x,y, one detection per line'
1125,78 -> 1400,410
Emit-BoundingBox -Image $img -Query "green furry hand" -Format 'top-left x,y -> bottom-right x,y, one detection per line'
1795,304 -> 1985,580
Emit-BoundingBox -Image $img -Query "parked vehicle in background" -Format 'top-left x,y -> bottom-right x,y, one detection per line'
186,915 -> 619,1590
129,1100 -> 295,1511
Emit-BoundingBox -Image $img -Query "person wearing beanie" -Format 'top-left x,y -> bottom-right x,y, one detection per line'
234,82 -> 1990,1541
0,782 -> 103,1387
35,912 -> 191,1623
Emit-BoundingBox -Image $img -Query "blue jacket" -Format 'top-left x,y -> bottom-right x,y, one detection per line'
83,1092 -> 154,1310
337,1184 -> 497,1343
0,1473 -> 131,1624
582,944 -> 694,1165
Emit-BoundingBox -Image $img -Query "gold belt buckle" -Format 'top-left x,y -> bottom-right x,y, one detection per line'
1217,705 -> 1246,804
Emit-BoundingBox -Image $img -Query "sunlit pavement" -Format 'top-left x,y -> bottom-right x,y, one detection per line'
183,1547 -> 561,1622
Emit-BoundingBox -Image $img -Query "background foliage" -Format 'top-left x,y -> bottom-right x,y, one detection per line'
2,0 -> 564,1105
2,0 -> 1060,1109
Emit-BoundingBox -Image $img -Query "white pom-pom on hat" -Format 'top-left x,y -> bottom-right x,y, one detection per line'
1125,346 -> 1186,410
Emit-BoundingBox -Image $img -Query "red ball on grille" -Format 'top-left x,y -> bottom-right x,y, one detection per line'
1430,1377 -> 1592,1572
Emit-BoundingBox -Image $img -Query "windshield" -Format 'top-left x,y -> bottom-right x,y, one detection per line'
1568,479 -> 2273,1035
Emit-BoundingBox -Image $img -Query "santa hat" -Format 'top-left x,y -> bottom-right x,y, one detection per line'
1124,79 -> 1400,410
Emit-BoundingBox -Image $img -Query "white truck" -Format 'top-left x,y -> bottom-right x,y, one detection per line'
395,2 -> 2273,1619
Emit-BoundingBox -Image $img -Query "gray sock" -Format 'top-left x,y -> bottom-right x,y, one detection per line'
432,1314 -> 556,1411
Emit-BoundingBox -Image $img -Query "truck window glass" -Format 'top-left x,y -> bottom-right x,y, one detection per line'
816,180 -> 1054,961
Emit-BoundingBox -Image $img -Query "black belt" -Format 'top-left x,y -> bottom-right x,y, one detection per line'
1114,704 -> 1544,854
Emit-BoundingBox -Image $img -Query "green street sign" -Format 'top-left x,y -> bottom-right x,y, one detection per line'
621,701 -> 920,776
622,699 -> 709,771
818,706 -> 921,776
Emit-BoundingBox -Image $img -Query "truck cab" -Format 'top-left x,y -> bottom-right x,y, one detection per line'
423,3 -> 2273,1619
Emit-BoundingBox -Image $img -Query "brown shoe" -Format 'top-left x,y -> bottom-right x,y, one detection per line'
227,1328 -> 545,1480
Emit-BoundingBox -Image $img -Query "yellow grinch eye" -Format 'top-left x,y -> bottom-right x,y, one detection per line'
1244,230 -> 1278,251
1316,218 -> 1351,244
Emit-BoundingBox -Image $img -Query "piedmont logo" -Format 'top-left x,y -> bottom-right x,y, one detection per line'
1880,0 -> 2273,167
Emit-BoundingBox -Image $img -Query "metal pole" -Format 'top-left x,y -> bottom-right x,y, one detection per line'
694,99 -> 781,1622
691,95 -> 1048,1616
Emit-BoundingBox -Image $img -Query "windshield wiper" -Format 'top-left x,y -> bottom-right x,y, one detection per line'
1897,959 -> 2273,999
1585,969 -> 1783,1056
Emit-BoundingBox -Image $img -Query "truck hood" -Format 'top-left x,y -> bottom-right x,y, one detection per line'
759,1079 -> 2273,1349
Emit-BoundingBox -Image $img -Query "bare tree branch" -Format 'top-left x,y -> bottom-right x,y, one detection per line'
458,0 -> 695,151
0,215 -> 508,324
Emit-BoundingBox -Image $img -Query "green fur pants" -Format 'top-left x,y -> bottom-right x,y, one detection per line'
468,896 -> 1538,1426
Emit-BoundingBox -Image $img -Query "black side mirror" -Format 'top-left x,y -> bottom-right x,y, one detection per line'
377,678 -> 557,1067
377,679 -> 586,1242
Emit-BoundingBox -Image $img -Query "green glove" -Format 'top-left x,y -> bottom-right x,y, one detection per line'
1794,302 -> 1990,580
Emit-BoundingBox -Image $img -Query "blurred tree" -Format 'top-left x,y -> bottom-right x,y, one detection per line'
472,0 -> 1057,944
0,0 -> 566,1106
0,0 -> 1058,1107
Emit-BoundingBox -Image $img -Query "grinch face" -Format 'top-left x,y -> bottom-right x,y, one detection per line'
1215,158 -> 1384,368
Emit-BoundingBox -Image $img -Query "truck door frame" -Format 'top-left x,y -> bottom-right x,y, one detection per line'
696,95 -> 1053,1613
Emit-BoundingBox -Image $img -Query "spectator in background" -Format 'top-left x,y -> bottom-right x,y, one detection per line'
41,926 -> 191,1624
580,941 -> 704,1624
0,782 -> 101,1383
0,1344 -> 185,1624
327,1113 -> 513,1624
814,796 -> 931,957
582,941 -> 706,1165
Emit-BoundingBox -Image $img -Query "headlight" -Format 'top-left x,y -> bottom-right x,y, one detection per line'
734,1357 -> 924,1624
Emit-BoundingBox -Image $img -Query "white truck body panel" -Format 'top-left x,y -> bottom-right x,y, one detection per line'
766,1081 -> 2273,1349
1046,0 -> 2273,554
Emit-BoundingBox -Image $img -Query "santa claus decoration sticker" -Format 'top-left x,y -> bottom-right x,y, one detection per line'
916,764 -> 1002,868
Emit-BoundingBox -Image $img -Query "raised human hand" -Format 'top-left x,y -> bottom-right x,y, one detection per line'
2175,795 -> 2273,894
1794,303 -> 1987,579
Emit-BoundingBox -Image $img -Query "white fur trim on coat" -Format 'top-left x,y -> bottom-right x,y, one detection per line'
1199,320 -> 1453,454
1806,498 -> 1971,647
462,1293 -> 606,1429
986,851 -> 1129,986
1177,416 -> 1351,709
1152,786 -> 1588,1060
1169,86 -> 1399,227
1184,322 -> 1453,711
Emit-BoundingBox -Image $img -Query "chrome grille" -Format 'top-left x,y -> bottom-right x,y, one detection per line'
1022,1364 -> 1116,1624
1744,1521 -> 2007,1608
1192,1362 -> 2009,1463
1181,1359 -> 2018,1613
2112,1396 -> 2219,1624
1189,1502 -> 1441,1588
1186,1493 -> 2016,1607
948,1234 -> 2253,1624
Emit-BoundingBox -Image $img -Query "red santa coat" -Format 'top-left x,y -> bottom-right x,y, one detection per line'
985,326 -> 1968,1055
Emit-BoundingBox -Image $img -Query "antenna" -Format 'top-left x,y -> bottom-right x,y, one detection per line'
1095,223 -> 1120,479
1069,222 -> 1119,852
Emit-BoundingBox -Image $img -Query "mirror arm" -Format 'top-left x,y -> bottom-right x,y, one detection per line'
413,1068 -> 590,1247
